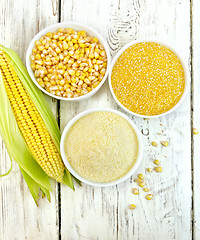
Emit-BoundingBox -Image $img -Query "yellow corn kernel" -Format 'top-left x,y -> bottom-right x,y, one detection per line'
35,40 -> 41,46
35,54 -> 41,60
68,69 -> 75,76
146,194 -> 153,200
71,78 -> 76,83
38,45 -> 45,51
79,76 -> 85,80
138,173 -> 144,180
160,141 -> 169,147
68,41 -> 73,47
193,128 -> 199,134
132,188 -> 139,195
74,44 -> 79,49
154,167 -> 162,172
79,43 -> 86,48
72,39 -> 77,44
93,37 -> 98,43
66,28 -> 74,34
0,51 -> 65,182
30,64 -> 36,70
130,204 -> 136,210
46,32 -> 53,38
135,179 -> 143,184
53,34 -> 59,39
89,53 -> 95,59
87,87 -> 91,92
151,141 -> 158,147
92,81 -> 99,88
79,30 -> 86,37
59,36 -> 65,41
138,182 -> 145,188
32,47 -> 37,53
154,159 -> 160,166
143,188 -> 149,192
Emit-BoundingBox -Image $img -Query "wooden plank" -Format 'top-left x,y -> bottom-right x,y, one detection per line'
60,0 -> 192,239
191,0 -> 200,239
0,0 -> 60,239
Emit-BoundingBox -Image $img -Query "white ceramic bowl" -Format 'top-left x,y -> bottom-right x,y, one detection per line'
109,39 -> 190,118
60,108 -> 143,187
26,22 -> 111,101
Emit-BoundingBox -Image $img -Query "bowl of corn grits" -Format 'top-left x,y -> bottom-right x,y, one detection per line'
26,22 -> 110,101
60,109 -> 143,187
109,39 -> 189,118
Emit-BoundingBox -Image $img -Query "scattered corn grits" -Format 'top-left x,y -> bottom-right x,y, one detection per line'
30,28 -> 107,98
64,111 -> 138,182
111,42 -> 185,116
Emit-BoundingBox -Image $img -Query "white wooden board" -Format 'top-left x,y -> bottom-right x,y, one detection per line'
0,0 -> 199,239
0,0 -> 59,239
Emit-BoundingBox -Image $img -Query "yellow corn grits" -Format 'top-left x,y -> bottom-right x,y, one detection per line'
111,42 -> 185,116
64,111 -> 138,183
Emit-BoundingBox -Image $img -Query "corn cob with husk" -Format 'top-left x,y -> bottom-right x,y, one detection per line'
0,44 -> 74,204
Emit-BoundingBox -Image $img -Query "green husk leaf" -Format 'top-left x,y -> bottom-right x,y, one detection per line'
73,177 -> 82,186
19,167 -> 40,205
20,167 -> 51,204
0,45 -> 74,189
0,44 -> 60,151
40,186 -> 51,202
0,67 -> 52,194
63,169 -> 75,190
0,157 -> 13,177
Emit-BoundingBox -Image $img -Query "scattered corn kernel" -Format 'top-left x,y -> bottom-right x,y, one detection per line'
146,168 -> 153,173
146,194 -> 153,200
161,141 -> 169,147
130,204 -> 136,210
193,128 -> 199,135
111,42 -> 185,116
138,182 -> 145,188
152,141 -> 158,147
132,188 -> 139,195
143,187 -> 149,192
154,159 -> 160,166
154,166 -> 162,172
135,178 -> 143,183
138,173 -> 144,180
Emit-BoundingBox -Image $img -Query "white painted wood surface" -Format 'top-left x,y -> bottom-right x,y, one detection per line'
0,0 -> 198,239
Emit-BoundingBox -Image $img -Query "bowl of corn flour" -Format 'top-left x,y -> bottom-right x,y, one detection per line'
109,39 -> 189,118
60,108 -> 143,187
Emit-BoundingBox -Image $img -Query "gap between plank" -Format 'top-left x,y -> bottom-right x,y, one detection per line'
58,1 -> 62,240
190,1 -> 194,239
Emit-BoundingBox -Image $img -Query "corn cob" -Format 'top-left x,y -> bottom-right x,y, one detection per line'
0,50 -> 65,182
0,45 -> 74,203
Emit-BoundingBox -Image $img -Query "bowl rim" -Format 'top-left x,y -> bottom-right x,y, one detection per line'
26,22 -> 111,101
60,108 -> 143,187
108,38 -> 190,118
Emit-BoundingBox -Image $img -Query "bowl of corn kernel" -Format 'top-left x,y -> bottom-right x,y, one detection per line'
26,22 -> 110,101
109,39 -> 189,118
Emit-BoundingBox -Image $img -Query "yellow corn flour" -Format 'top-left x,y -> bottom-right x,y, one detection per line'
111,42 -> 185,116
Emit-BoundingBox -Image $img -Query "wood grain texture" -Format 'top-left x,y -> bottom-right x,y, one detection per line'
0,0 -> 196,239
191,0 -> 200,239
0,0 -> 59,239
60,0 -> 192,240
